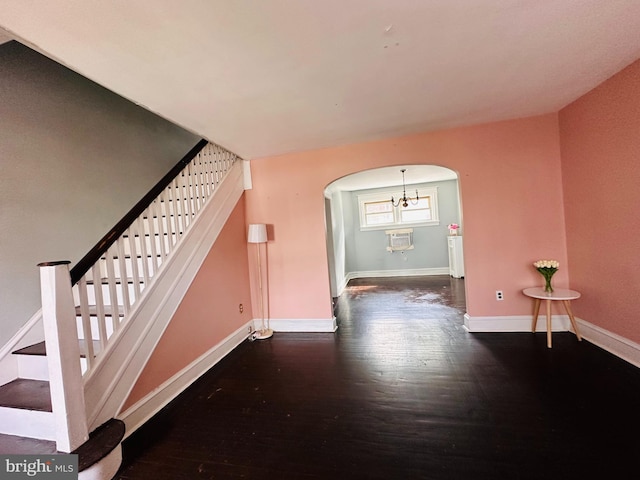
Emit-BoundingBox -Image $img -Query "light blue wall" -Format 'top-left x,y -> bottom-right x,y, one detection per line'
345,179 -> 460,276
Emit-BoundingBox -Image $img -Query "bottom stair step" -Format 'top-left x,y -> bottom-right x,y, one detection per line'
0,379 -> 51,412
0,419 -> 125,473
75,419 -> 125,472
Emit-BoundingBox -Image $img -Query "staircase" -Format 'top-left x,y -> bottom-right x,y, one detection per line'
0,140 -> 245,478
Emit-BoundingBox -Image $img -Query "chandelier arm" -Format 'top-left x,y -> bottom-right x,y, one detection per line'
389,169 -> 420,208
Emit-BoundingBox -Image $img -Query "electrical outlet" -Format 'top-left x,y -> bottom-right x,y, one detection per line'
496,290 -> 504,301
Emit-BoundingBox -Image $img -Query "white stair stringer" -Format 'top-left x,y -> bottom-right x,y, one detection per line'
83,160 -> 245,431
0,311 -> 44,386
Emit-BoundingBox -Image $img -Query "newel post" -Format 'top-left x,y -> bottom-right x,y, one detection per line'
38,261 -> 89,452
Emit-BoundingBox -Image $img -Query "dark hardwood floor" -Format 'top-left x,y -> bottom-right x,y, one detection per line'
115,276 -> 640,479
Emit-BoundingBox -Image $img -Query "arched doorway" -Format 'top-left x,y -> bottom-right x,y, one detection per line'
323,164 -> 465,317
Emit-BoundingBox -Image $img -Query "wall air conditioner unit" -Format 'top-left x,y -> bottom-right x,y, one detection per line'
385,228 -> 414,252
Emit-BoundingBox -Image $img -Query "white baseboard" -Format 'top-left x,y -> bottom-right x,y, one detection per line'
464,314 -> 571,332
339,268 -> 451,294
118,321 -> 253,438
348,268 -> 450,281
464,314 -> 640,369
254,318 -> 338,333
576,317 -> 640,368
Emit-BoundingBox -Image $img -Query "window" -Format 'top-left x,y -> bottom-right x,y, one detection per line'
358,187 -> 439,230
363,200 -> 394,226
399,197 -> 432,223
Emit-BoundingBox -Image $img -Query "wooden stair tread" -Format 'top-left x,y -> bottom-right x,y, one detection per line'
85,277 -> 146,285
12,342 -> 46,356
0,379 -> 52,412
99,253 -> 162,259
0,433 -> 57,454
75,305 -> 125,316
13,340 -> 102,358
122,232 -> 183,238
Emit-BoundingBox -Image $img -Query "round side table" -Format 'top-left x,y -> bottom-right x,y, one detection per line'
522,287 -> 582,348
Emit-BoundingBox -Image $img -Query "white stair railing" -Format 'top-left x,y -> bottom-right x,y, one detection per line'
71,142 -> 237,376
38,140 -> 239,448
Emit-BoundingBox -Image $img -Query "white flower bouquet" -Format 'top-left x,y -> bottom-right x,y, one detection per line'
533,259 -> 559,292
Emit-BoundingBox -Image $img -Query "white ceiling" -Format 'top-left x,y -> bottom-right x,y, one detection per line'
1,0 -> 640,163
327,165 -> 457,193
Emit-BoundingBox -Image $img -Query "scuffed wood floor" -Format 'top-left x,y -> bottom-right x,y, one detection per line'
115,276 -> 640,479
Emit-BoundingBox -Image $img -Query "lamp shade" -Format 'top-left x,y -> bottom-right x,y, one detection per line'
247,224 -> 267,243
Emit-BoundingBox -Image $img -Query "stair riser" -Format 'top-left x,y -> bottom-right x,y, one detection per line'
76,316 -> 116,342
98,255 -> 159,278
79,443 -> 122,480
0,407 -> 55,440
142,214 -> 186,236
76,237 -> 174,283
80,357 -> 90,375
103,234 -> 176,262
14,343 -> 99,377
80,258 -> 156,284
16,355 -> 49,381
154,196 -> 202,218
74,282 -> 144,307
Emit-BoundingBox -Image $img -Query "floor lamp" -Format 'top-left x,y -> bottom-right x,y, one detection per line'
247,224 -> 273,340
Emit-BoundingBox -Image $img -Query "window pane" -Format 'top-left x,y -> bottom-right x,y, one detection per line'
402,197 -> 431,211
400,208 -> 431,222
365,201 -> 393,214
366,212 -> 395,225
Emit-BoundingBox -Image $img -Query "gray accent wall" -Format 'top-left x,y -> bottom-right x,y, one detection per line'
0,42 -> 200,346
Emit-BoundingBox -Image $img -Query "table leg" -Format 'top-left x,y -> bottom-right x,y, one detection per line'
546,299 -> 552,348
562,300 -> 582,342
531,299 -> 541,332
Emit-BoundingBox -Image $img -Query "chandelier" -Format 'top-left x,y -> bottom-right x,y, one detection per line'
390,169 -> 419,207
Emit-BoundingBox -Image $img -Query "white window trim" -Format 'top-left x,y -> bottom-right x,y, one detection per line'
357,186 -> 439,231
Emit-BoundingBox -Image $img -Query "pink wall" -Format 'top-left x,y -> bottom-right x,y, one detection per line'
119,58 -> 640,411
559,59 -> 640,344
245,114 -> 567,321
123,196 -> 253,408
